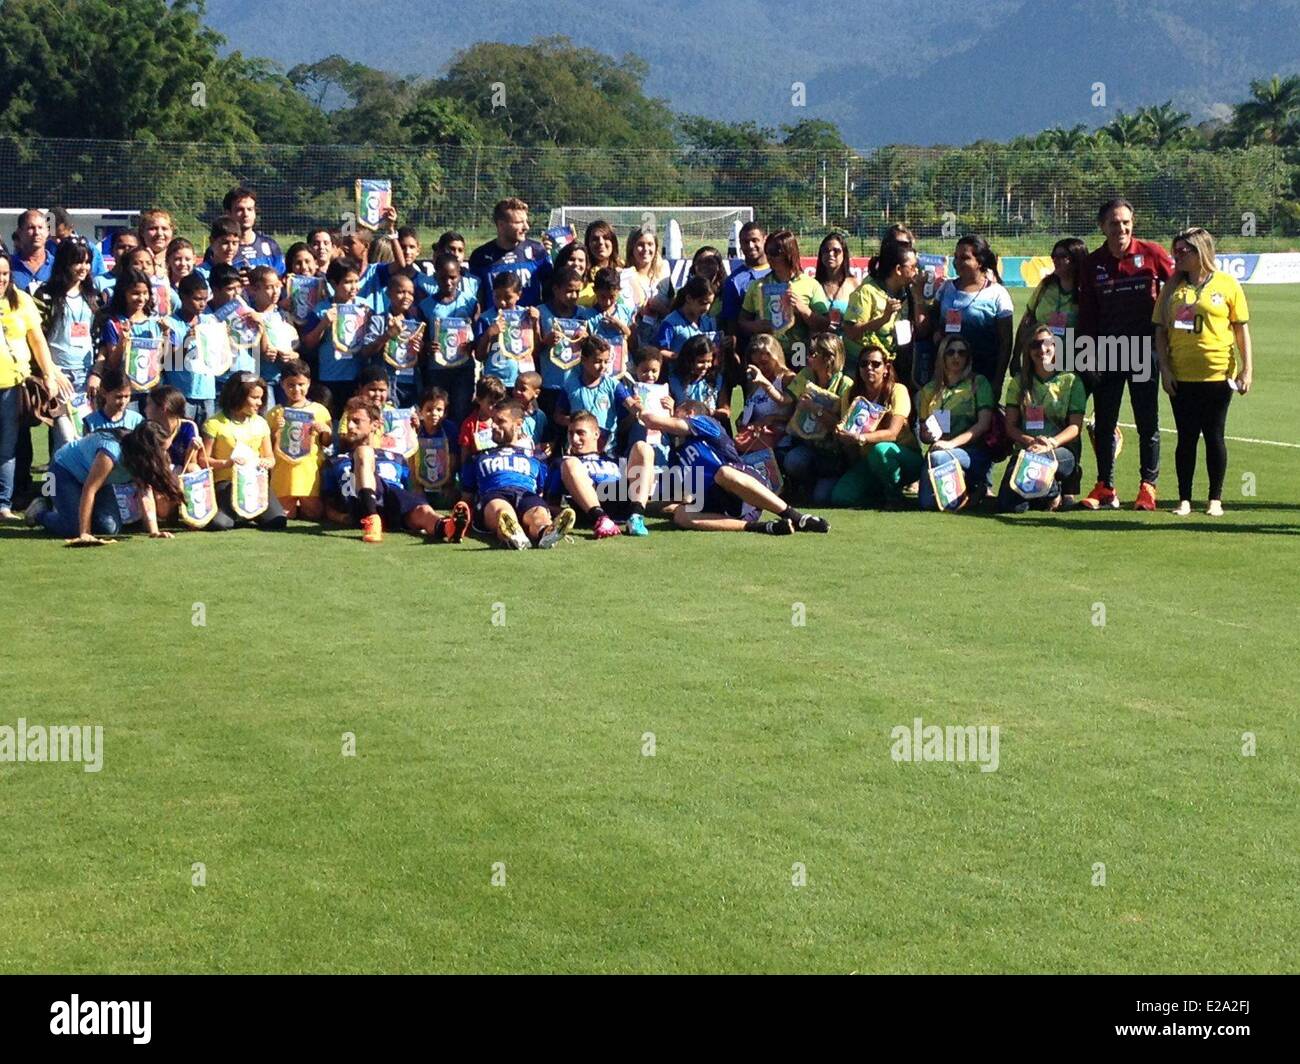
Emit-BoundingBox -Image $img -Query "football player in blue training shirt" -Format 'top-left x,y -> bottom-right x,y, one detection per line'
460,399 -> 574,550
553,411 -> 656,539
322,396 -> 470,545
638,401 -> 831,534
468,197 -> 551,311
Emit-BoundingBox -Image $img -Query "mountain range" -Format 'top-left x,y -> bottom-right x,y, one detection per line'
205,0 -> 1300,145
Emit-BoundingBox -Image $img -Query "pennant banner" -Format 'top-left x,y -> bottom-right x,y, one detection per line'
180,467 -> 217,528
278,407 -> 315,462
231,463 -> 269,519
434,317 -> 473,368
1009,448 -> 1060,499
385,321 -> 425,371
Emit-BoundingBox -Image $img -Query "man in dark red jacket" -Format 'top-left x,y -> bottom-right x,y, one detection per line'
1076,199 -> 1174,510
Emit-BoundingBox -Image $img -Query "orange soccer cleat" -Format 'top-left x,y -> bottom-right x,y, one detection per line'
1077,482 -> 1120,510
1133,481 -> 1158,512
360,514 -> 384,543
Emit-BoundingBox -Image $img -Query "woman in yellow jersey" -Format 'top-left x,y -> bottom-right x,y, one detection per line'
830,344 -> 922,507
739,229 -> 831,359
997,324 -> 1086,513
1153,227 -> 1252,517
0,253 -> 75,519
915,335 -> 995,511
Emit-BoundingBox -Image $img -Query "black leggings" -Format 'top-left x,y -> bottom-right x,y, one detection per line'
205,481 -> 287,531
1170,381 -> 1232,501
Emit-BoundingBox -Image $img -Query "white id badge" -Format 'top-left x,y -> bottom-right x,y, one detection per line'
894,319 -> 913,346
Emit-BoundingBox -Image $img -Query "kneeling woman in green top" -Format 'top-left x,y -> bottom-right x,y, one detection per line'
830,344 -> 923,506
997,323 -> 1085,513
915,335 -> 995,511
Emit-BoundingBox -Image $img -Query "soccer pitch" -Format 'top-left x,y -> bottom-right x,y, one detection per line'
1,288 -> 1296,974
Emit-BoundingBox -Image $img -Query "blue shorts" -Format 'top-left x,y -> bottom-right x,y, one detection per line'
702,484 -> 745,518
473,488 -> 547,532
330,479 -> 426,530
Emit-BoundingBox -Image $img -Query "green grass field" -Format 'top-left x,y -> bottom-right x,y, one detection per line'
1,288 -> 1297,974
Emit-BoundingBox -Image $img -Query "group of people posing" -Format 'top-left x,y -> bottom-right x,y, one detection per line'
0,188 -> 1254,548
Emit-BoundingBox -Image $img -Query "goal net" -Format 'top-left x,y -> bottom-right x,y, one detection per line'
547,205 -> 754,253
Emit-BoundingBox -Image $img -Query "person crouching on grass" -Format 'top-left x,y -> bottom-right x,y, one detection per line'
26,421 -> 182,545
554,411 -> 656,539
460,399 -> 574,550
638,401 -> 830,534
321,396 -> 470,545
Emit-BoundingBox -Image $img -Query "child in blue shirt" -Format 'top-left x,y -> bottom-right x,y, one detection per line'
359,273 -> 422,408
83,367 -> 145,434
512,371 -> 550,457
413,386 -> 460,507
589,266 -> 636,377
554,336 -> 621,455
245,266 -> 297,405
537,265 -> 598,407
206,263 -> 262,396
416,251 -> 480,426
96,268 -> 166,410
669,333 -> 729,419
475,272 -> 539,391
163,272 -> 217,428
300,258 -> 370,418
654,275 -> 718,364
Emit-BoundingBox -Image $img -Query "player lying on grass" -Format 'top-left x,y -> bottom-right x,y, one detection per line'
553,411 -> 656,538
460,399 -> 575,550
638,401 -> 831,534
322,396 -> 470,544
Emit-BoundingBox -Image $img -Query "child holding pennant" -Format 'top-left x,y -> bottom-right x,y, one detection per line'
537,265 -> 597,418
476,272 -> 539,390
97,268 -> 167,410
200,373 -> 286,530
162,273 -> 220,429
282,243 -> 327,326
417,251 -> 479,425
414,385 -> 459,507
589,266 -> 636,377
996,324 -> 1084,513
205,263 -> 262,396
246,266 -> 298,405
360,273 -> 424,408
300,258 -> 371,418
267,359 -> 332,520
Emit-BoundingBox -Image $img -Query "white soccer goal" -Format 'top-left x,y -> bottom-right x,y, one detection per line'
548,205 -> 753,252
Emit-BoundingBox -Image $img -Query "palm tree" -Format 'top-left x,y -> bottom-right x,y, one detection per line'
1101,111 -> 1146,146
1038,124 -> 1093,151
1232,74 -> 1300,146
1137,102 -> 1193,148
